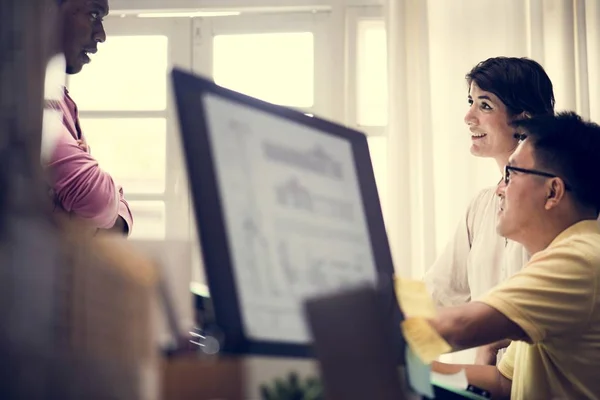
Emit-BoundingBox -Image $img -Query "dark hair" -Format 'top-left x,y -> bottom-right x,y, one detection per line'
512,111 -> 600,212
466,57 -> 555,118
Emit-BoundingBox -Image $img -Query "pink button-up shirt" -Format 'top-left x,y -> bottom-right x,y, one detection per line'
45,88 -> 133,233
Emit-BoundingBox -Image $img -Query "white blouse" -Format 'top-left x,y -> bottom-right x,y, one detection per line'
423,186 -> 529,363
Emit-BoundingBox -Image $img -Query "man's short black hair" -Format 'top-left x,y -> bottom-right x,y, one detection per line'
512,111 -> 600,212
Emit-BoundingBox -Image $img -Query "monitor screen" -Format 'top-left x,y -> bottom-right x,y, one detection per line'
202,92 -> 378,343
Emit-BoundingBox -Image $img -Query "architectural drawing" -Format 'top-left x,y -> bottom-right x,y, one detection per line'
263,142 -> 344,180
275,177 -> 313,211
221,118 -> 283,298
275,177 -> 355,222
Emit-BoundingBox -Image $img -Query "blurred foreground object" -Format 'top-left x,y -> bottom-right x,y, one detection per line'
1,217 -> 160,399
260,372 -> 323,400
0,0 -> 159,398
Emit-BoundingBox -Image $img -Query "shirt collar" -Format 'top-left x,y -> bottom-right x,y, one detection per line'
548,219 -> 600,248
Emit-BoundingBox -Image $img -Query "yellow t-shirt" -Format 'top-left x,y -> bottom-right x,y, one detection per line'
480,220 -> 600,400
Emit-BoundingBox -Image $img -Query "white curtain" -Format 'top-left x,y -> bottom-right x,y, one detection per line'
384,0 -> 600,279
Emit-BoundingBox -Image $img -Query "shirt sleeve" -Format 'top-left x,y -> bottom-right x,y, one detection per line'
423,189 -> 490,307
46,125 -> 120,230
480,243 -> 598,343
497,341 -> 516,381
423,221 -> 471,306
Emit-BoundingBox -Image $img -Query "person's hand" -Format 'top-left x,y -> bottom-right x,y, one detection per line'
475,344 -> 499,365
76,139 -> 90,153
474,339 -> 511,365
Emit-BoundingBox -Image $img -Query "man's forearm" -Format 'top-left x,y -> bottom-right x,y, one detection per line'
428,305 -> 485,351
428,302 -> 527,351
49,140 -> 120,229
432,362 -> 511,399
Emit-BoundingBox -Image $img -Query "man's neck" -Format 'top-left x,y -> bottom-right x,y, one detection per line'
521,228 -> 562,255
521,216 -> 592,255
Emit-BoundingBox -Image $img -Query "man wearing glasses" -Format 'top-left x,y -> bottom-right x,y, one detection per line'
428,111 -> 600,399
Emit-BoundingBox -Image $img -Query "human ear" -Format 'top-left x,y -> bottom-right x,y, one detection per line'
544,179 -> 565,210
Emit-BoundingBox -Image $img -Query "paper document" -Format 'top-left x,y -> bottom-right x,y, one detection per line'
430,369 -> 469,390
431,369 -> 490,400
394,276 -> 437,318
405,345 -> 435,398
202,93 -> 378,343
401,317 -> 452,364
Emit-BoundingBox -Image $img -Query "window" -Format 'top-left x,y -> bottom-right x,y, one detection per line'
79,118 -> 167,194
193,12 -> 331,117
127,201 -> 166,240
346,7 -> 388,132
368,136 -> 388,219
213,32 -> 315,107
347,8 -> 389,223
356,20 -> 388,127
68,36 -> 168,111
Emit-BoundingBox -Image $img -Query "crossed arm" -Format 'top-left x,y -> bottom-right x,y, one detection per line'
47,132 -> 133,234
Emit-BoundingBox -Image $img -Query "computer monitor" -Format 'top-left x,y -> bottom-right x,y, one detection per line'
171,68 -> 397,358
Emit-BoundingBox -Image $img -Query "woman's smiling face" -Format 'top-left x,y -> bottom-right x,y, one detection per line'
464,82 -> 518,159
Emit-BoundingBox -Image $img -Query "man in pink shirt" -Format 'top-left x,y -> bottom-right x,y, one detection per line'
47,0 -> 133,235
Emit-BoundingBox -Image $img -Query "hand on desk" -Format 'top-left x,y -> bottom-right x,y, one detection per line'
474,339 -> 511,365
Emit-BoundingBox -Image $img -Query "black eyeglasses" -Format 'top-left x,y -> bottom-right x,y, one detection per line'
503,165 -> 572,191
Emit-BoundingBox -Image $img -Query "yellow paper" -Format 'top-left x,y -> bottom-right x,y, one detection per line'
394,276 -> 437,319
402,317 -> 452,364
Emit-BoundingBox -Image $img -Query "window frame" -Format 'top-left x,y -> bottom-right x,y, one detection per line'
191,12 -> 333,118
345,5 -> 386,137
345,6 -> 389,223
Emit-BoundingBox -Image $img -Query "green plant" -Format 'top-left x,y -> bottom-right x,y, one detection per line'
260,372 -> 324,400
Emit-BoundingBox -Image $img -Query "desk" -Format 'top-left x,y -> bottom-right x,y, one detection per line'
162,355 -> 319,399
162,356 -> 485,399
